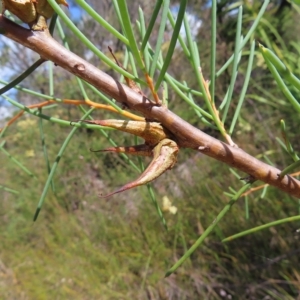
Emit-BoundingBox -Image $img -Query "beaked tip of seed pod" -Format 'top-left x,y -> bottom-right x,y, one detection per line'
100,183 -> 137,199
58,0 -> 69,8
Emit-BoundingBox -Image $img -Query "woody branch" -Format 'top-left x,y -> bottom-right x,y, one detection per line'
1,15 -> 300,197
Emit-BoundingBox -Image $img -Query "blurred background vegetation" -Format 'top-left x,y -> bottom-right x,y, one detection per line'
1,0 -> 300,299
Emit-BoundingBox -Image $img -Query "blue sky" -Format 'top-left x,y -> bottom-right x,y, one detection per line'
69,4 -> 82,22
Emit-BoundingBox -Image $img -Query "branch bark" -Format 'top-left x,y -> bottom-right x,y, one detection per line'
1,15 -> 300,197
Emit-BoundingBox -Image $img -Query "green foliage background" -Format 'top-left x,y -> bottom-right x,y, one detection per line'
1,0 -> 300,299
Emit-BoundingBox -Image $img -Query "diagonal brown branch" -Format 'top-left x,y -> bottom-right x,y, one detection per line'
1,15 -> 300,197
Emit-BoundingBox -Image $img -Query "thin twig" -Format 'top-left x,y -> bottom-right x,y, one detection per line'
0,98 -> 144,131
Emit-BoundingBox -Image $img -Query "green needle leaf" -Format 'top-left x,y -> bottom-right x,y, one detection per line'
47,0 -> 136,80
229,40 -> 255,135
155,0 -> 187,91
117,0 -> 145,71
0,185 -> 19,194
141,0 -> 163,52
216,0 -> 270,77
223,215 -> 300,242
74,0 -> 129,45
221,6 -> 243,123
0,58 -> 45,95
0,142 -> 36,178
165,183 -> 251,277
33,107 -> 95,221
259,43 -> 300,113
149,0 -> 169,77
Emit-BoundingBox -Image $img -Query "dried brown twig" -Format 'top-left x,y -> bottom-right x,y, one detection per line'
1,15 -> 300,197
